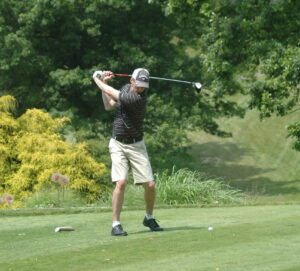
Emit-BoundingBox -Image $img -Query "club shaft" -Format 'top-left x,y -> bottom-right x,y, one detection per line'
149,76 -> 193,84
115,74 -> 193,84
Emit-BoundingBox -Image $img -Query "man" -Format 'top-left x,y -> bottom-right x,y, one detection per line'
93,68 -> 163,236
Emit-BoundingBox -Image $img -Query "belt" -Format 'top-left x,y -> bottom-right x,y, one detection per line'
113,136 -> 143,144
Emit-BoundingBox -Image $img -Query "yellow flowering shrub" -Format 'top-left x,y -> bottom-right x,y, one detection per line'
0,96 -> 108,205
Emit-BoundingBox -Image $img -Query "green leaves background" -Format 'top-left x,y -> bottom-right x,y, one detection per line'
1,0 -> 300,170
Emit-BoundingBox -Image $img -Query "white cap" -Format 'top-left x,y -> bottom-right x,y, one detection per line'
131,68 -> 150,88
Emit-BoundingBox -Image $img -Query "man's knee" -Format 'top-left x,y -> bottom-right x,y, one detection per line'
114,180 -> 127,191
143,180 -> 155,190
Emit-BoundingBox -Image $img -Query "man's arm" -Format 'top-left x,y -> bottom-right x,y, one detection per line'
93,71 -> 120,110
101,91 -> 116,111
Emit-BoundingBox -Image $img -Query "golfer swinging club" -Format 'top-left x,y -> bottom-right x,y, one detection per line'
93,68 -> 163,236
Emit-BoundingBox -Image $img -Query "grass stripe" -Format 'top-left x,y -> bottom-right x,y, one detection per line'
2,223 -> 300,271
1,206 -> 300,270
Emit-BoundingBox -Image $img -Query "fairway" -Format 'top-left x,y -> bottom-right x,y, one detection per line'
188,108 -> 300,203
1,206 -> 300,271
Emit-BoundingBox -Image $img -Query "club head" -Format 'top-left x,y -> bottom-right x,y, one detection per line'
193,82 -> 202,91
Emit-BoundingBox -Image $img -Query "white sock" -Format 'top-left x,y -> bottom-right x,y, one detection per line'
112,221 -> 121,227
146,214 -> 154,220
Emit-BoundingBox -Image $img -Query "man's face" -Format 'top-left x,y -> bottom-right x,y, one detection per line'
135,86 -> 146,93
131,79 -> 146,93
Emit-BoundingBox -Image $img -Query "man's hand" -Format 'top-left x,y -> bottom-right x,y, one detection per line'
92,70 -> 104,80
92,70 -> 120,102
92,70 -> 114,83
102,71 -> 114,83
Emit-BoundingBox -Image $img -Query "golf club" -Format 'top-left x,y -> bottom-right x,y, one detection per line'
114,73 -> 202,91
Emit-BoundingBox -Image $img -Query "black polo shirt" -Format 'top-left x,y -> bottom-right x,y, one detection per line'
112,84 -> 147,139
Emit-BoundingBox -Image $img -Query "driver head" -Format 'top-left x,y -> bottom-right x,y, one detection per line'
193,82 -> 202,91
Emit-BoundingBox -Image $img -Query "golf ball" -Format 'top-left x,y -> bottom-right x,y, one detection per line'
208,226 -> 213,231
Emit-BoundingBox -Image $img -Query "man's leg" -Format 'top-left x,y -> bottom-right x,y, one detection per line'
111,180 -> 128,236
112,180 -> 127,222
124,140 -> 162,231
143,180 -> 155,215
143,181 -> 163,231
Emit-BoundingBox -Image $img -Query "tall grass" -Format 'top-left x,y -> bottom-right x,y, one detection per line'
19,168 -> 242,208
155,168 -> 242,205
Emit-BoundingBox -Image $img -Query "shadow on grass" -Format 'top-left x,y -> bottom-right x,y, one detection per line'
188,141 -> 300,196
132,226 -> 204,235
191,141 -> 251,162
163,226 -> 204,231
231,177 -> 300,195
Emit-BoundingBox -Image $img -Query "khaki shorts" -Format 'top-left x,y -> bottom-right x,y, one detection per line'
108,138 -> 154,184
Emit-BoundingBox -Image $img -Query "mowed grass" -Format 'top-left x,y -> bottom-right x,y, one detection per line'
188,107 -> 300,203
1,205 -> 300,271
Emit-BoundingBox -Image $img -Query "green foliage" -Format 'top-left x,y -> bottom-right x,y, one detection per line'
155,167 -> 242,205
2,0 -> 300,170
166,0 -> 300,119
0,96 -> 109,205
248,45 -> 300,119
287,121 -> 300,151
144,94 -> 190,169
0,0 -> 178,115
0,0 -> 247,173
164,0 -> 300,157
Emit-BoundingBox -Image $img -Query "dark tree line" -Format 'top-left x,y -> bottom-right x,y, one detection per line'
1,0 -> 300,170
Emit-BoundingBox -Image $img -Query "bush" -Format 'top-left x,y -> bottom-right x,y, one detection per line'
0,96 -> 109,207
155,168 -> 243,205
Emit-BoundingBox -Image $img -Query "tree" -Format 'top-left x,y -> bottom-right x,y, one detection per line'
0,0 -> 179,116
12,1 -> 300,171
164,0 -> 300,148
1,0 -> 205,171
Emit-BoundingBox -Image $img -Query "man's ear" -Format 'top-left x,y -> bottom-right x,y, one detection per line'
130,77 -> 135,84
